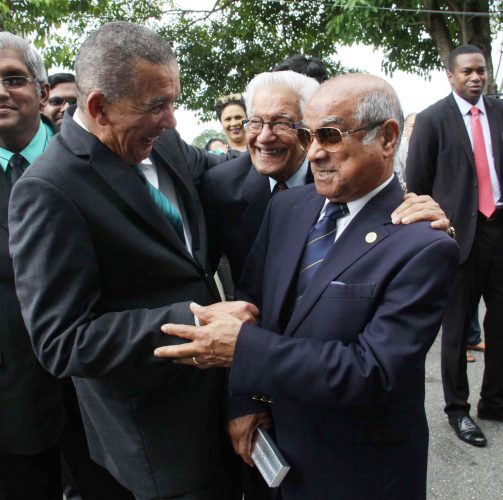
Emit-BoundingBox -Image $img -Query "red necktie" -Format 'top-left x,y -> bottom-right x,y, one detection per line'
471,106 -> 496,218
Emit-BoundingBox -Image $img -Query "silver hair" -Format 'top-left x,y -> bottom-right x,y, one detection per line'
245,70 -> 319,117
0,32 -> 47,95
75,21 -> 176,108
354,89 -> 404,145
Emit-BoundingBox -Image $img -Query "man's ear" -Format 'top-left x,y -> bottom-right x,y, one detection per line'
39,82 -> 50,109
87,92 -> 109,126
381,119 -> 400,158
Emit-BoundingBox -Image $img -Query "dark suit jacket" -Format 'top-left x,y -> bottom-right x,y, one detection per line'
0,115 -> 65,456
8,113 -> 227,498
231,178 -> 459,500
202,152 -> 313,282
406,93 -> 503,263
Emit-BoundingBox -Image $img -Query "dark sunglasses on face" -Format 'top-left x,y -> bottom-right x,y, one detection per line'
293,120 -> 386,152
48,96 -> 77,107
0,76 -> 37,89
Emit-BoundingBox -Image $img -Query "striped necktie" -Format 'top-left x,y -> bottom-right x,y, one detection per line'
295,202 -> 348,300
470,106 -> 496,218
272,181 -> 288,195
7,153 -> 28,185
134,166 -> 185,242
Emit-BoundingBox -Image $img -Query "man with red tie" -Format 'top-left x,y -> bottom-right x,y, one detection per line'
407,44 -> 503,447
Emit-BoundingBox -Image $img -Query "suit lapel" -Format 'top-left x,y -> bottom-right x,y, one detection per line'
241,166 -> 271,229
446,95 -> 475,170
61,115 -> 197,265
284,178 -> 403,336
271,188 -> 324,328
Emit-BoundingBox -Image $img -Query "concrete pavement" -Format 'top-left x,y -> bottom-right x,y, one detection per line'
426,329 -> 503,499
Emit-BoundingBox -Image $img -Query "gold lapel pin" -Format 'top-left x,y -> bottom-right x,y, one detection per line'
365,232 -> 377,244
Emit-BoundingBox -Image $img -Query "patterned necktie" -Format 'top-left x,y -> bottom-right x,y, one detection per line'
133,166 -> 185,242
470,106 -> 496,218
7,153 -> 28,185
272,181 -> 288,195
295,202 -> 348,300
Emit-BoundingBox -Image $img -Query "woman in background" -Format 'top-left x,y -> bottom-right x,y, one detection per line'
215,93 -> 247,158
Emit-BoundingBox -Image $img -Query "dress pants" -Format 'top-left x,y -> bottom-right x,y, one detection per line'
0,446 -> 61,500
441,211 -> 503,416
58,378 -> 134,500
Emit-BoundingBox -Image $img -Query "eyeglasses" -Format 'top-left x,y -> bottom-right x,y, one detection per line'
47,96 -> 77,107
293,120 -> 386,152
243,119 -> 295,135
0,76 -> 37,89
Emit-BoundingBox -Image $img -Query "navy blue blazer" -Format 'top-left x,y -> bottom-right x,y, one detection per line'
231,178 -> 459,500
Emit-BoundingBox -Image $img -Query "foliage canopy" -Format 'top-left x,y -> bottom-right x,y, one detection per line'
2,0 -> 501,119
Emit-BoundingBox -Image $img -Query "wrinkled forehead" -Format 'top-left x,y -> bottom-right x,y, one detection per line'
304,91 -> 356,128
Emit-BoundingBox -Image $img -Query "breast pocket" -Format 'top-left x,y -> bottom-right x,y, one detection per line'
323,282 -> 375,299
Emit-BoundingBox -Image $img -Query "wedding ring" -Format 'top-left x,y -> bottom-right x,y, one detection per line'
192,356 -> 200,366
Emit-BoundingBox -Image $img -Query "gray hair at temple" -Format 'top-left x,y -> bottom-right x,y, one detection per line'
0,32 -> 47,95
245,71 -> 319,116
75,21 -> 176,108
354,85 -> 404,146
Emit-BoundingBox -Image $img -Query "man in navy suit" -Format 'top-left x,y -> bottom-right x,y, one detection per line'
407,45 -> 503,447
156,73 -> 459,500
203,71 -> 451,285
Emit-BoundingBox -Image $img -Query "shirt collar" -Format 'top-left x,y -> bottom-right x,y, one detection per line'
452,91 -> 485,116
321,174 -> 395,218
269,156 -> 309,192
0,118 -> 54,172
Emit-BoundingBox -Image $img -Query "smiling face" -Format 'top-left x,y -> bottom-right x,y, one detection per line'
95,59 -> 179,164
44,81 -> 77,131
0,48 -> 48,151
247,85 -> 305,181
220,103 -> 247,148
448,52 -> 487,105
304,79 -> 394,203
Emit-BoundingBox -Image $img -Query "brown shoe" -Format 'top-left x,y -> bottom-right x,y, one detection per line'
467,341 -> 485,352
466,351 -> 476,363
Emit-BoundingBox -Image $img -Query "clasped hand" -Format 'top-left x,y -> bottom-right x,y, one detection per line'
154,301 -> 259,368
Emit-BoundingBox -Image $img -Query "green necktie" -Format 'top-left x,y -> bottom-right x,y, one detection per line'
134,166 -> 185,242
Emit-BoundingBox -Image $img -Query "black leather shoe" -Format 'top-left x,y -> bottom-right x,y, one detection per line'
448,415 -> 487,447
478,402 -> 503,422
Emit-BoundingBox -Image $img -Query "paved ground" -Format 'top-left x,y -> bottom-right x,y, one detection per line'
426,308 -> 502,499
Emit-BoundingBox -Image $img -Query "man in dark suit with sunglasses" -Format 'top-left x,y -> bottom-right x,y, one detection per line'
202,72 -> 449,287
156,73 -> 459,500
43,72 -> 77,131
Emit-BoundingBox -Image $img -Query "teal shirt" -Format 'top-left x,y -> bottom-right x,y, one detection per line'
0,119 -> 54,171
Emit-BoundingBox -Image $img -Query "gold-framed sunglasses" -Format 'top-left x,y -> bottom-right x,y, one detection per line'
293,120 -> 385,152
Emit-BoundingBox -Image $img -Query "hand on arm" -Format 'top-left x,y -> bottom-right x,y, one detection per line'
391,192 -> 450,230
154,301 -> 258,368
227,412 -> 273,466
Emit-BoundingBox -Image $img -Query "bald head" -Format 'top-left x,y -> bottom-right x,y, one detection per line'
302,73 -> 402,202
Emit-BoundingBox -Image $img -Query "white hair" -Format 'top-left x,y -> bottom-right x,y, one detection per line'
245,70 -> 319,116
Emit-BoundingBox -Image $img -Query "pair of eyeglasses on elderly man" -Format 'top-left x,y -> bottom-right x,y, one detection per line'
243,119 -> 385,152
